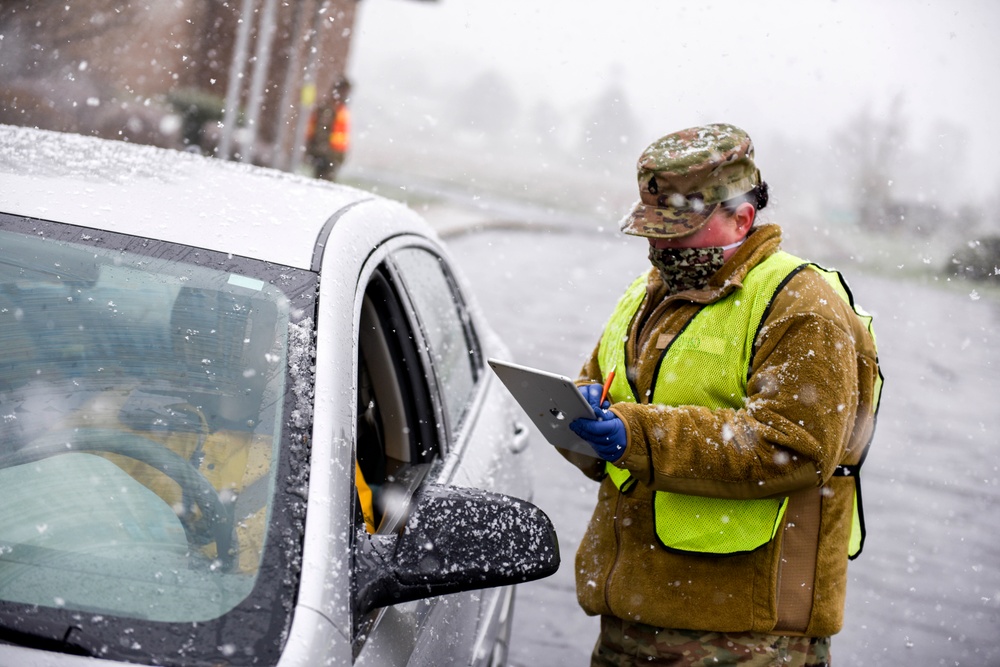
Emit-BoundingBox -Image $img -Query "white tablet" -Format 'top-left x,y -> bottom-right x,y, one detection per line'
488,358 -> 600,458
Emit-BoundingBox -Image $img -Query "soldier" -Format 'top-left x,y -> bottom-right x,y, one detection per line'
565,124 -> 883,666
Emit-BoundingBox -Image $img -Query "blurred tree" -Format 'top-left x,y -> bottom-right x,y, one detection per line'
832,94 -> 908,231
450,69 -> 521,138
988,184 -> 1000,235
576,74 -> 642,172
894,117 -> 974,236
579,63 -> 642,160
920,119 -> 969,204
529,99 -> 564,152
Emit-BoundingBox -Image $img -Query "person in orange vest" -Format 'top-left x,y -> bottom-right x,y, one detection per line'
306,77 -> 351,181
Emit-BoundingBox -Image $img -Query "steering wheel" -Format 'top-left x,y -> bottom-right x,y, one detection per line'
1,428 -> 237,570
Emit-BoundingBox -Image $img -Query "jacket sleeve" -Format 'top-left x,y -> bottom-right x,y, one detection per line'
610,269 -> 864,499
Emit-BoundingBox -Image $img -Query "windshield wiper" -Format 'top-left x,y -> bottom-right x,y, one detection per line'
0,614 -> 101,658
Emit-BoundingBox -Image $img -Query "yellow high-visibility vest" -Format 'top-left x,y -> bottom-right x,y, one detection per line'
598,250 -> 878,556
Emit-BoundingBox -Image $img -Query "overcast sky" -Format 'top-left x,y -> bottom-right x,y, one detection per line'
349,0 -> 998,195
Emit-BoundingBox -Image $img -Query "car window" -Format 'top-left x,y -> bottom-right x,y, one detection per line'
0,218 -> 317,666
391,247 -> 481,435
0,227 -> 292,619
354,267 -> 438,537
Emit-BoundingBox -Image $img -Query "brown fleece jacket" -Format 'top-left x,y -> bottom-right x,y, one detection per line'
569,223 -> 880,636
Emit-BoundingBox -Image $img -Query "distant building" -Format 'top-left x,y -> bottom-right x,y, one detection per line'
0,0 -> 359,170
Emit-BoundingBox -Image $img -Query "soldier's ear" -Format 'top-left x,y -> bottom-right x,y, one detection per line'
733,202 -> 756,233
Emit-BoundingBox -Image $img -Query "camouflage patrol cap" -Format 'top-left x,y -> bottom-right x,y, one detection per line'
620,123 -> 761,238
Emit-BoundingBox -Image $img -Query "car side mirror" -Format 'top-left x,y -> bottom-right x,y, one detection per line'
353,483 -> 559,616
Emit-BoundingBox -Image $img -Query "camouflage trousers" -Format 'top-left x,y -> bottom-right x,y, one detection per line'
591,616 -> 832,667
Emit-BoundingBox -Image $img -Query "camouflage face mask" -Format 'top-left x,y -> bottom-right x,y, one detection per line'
648,245 -> 726,295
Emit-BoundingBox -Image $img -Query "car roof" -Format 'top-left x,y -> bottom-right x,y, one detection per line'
0,124 -> 373,270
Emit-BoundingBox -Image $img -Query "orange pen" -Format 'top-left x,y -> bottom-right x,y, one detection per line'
599,365 -> 616,408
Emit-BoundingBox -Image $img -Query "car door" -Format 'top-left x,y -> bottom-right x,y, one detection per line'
350,236 -> 530,666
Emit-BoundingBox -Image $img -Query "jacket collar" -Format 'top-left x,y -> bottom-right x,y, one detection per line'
645,223 -> 784,305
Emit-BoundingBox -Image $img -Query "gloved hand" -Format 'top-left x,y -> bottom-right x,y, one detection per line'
570,384 -> 627,462
578,383 -> 610,412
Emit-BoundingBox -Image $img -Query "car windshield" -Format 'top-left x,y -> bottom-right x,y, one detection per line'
0,215 -> 317,664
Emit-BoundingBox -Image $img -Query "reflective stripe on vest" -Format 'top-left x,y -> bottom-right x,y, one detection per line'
598,251 -> 876,556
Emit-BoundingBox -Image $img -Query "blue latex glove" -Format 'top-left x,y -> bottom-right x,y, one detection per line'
578,383 -> 610,412
570,384 -> 627,462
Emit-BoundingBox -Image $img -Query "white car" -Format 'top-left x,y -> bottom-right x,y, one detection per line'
0,126 -> 558,667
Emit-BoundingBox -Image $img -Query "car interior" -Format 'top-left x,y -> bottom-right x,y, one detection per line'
0,234 -> 288,593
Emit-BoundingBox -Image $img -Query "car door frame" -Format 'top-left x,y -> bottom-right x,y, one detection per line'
365,236 -> 533,667
281,199 -> 424,667
352,234 -> 497,665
